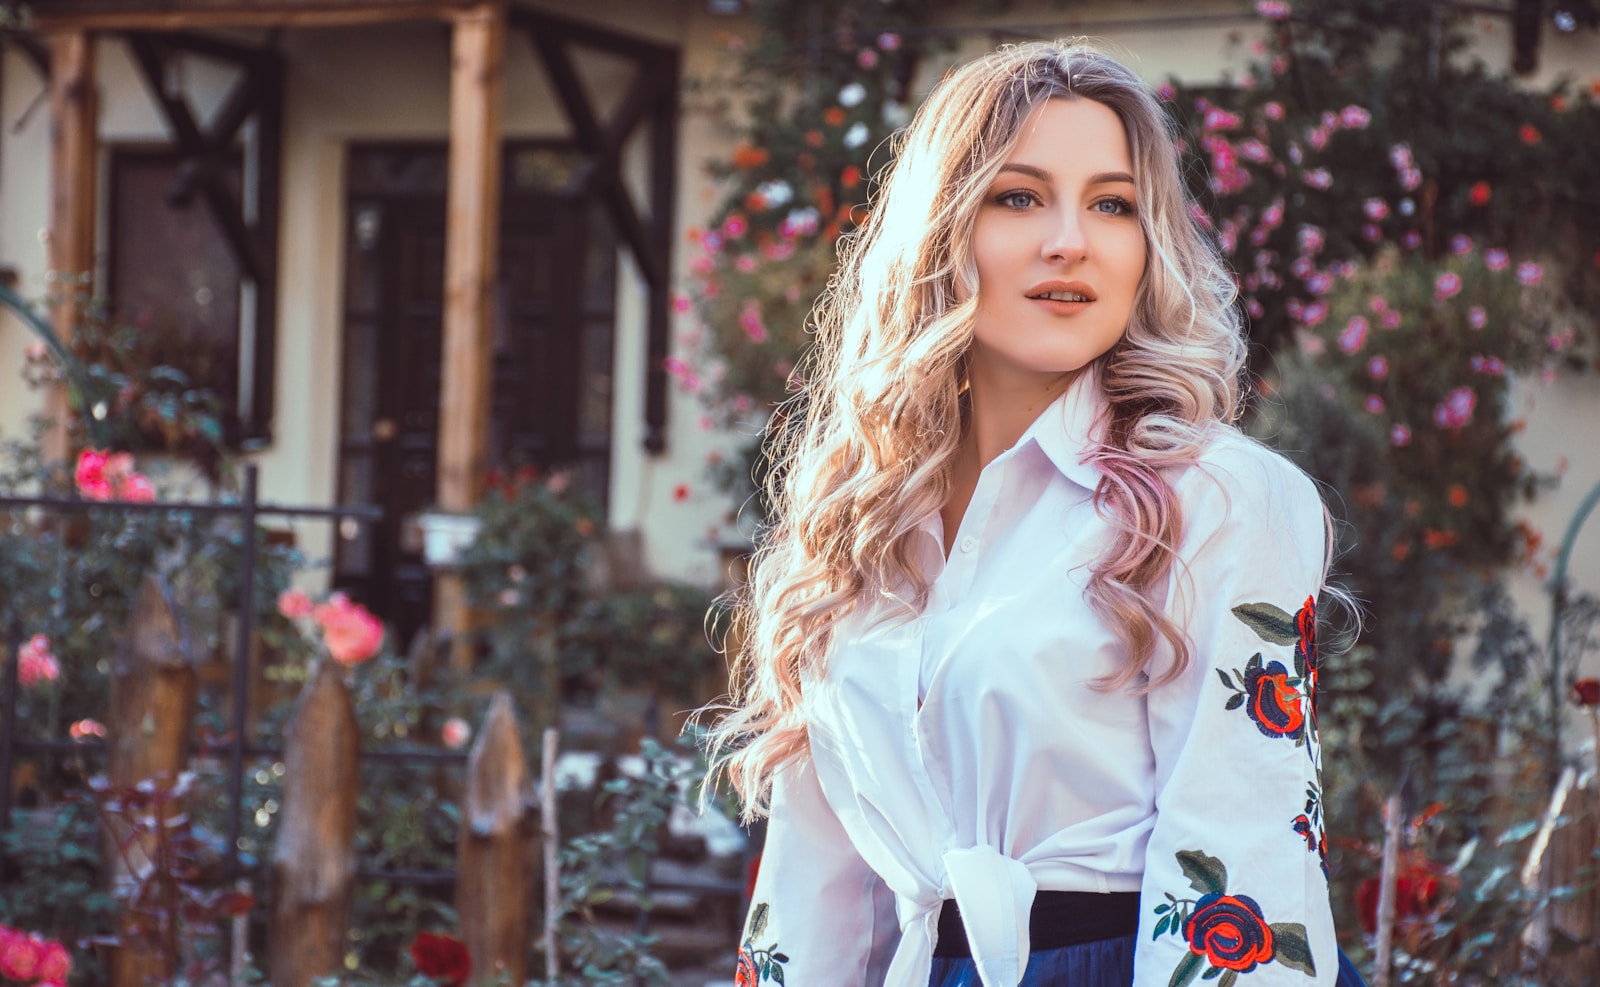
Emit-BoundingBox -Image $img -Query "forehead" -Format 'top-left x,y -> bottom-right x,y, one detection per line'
1006,97 -> 1134,171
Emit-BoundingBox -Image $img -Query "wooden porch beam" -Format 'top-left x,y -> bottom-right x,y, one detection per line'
30,1 -> 477,32
44,29 -> 97,465
434,0 -> 504,667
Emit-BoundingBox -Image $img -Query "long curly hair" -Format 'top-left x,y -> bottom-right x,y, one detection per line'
705,40 -> 1251,820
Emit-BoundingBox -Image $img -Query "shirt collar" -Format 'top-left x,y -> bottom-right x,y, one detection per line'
1016,367 -> 1109,491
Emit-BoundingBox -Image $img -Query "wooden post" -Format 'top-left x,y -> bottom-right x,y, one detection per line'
434,1 -> 505,670
1372,793 -> 1402,987
457,691 -> 534,985
105,576 -> 196,987
45,29 -> 98,465
542,727 -> 560,983
271,661 -> 360,987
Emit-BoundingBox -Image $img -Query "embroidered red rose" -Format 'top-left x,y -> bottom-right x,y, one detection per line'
734,946 -> 759,987
409,931 -> 471,987
1184,893 -> 1276,973
1295,596 -> 1317,726
1244,659 -> 1306,739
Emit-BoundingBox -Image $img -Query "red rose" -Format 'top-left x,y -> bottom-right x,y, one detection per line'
734,946 -> 759,987
1183,893 -> 1275,972
1355,865 -> 1444,934
1242,657 -> 1306,739
1573,679 -> 1600,706
409,931 -> 471,987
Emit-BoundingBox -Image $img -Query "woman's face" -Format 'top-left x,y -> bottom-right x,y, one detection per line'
967,96 -> 1146,394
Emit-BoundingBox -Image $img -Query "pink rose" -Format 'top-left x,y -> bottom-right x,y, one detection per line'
441,717 -> 471,750
0,928 -> 46,981
277,589 -> 314,620
74,449 -> 113,500
1434,272 -> 1462,300
121,473 -> 156,503
313,595 -> 384,666
17,635 -> 59,688
70,718 -> 107,740
37,939 -> 72,982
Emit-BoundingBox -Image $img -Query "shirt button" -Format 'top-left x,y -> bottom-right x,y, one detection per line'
959,536 -> 977,553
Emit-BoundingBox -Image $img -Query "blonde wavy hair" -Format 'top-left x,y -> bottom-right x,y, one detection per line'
705,40 -> 1250,819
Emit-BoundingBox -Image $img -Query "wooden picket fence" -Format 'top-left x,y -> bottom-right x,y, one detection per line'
94,575 -> 552,987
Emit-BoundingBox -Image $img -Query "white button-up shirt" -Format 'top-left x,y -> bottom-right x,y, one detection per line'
738,372 -> 1337,987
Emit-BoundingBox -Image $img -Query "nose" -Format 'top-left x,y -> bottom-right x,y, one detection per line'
1042,206 -> 1089,264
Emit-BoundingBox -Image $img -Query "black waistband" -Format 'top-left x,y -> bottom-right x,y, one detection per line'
933,891 -> 1141,958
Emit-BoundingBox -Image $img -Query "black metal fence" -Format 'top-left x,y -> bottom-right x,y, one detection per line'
0,462 -> 746,977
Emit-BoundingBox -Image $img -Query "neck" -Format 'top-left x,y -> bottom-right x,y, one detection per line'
961,363 -> 1087,469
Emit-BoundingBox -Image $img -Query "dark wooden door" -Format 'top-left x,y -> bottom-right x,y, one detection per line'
335,145 -> 616,645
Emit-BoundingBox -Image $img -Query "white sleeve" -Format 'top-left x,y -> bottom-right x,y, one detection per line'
737,756 -> 900,986
1133,448 -> 1337,987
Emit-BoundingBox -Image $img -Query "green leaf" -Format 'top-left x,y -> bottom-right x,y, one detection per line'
1176,850 -> 1228,896
1225,694 -> 1244,711
1232,602 -> 1298,644
771,963 -> 785,985
1218,971 -> 1238,987
749,901 -> 769,938
1216,669 -> 1235,689
1155,913 -> 1173,939
1202,963 -> 1223,979
771,952 -> 789,963
1155,902 -> 1172,914
1168,951 -> 1205,987
1270,923 -> 1317,976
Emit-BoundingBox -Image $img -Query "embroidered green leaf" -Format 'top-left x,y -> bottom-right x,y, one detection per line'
749,902 -> 769,939
772,952 -> 789,963
1168,951 -> 1205,987
771,964 -> 786,986
1176,850 -> 1228,896
1225,694 -> 1244,711
1218,971 -> 1238,987
1154,913 -> 1172,939
1201,964 -> 1223,980
1270,922 -> 1317,976
1233,602 -> 1298,645
1216,669 -> 1234,689
1245,653 -> 1263,674
1155,902 -> 1172,915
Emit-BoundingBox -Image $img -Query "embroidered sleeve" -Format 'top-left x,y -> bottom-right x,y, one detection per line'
1135,445 -> 1338,986
737,757 -> 899,986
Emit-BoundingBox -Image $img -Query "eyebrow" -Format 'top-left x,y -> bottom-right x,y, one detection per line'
996,163 -> 1137,186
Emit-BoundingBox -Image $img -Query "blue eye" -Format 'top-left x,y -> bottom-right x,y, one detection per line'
1094,196 -> 1136,216
996,190 -> 1039,209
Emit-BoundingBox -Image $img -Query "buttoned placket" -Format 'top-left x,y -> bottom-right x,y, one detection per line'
888,450 -> 1041,987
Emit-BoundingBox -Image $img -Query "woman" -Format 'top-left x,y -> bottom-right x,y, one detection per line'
708,40 -> 1353,987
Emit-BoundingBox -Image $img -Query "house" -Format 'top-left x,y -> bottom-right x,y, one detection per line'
1,0 -> 1595,662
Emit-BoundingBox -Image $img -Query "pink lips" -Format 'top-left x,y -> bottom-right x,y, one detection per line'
1026,280 -> 1097,313
1025,280 -> 1097,302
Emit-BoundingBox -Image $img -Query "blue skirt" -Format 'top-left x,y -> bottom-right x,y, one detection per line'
927,933 -> 1135,987
926,936 -> 1369,987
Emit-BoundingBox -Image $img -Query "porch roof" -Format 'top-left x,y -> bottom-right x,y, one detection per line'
29,0 -> 483,30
